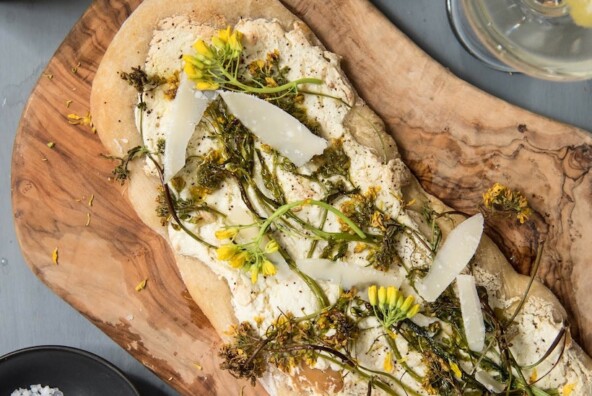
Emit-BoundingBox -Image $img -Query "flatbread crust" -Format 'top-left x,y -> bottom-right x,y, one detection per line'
91,0 -> 592,393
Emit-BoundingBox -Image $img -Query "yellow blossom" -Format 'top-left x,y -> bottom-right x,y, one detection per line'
406,304 -> 420,319
354,243 -> 367,253
368,285 -> 378,306
215,228 -> 239,240
264,240 -> 279,253
449,361 -> 462,379
193,39 -> 214,59
482,182 -> 531,224
387,286 -> 398,309
228,30 -> 243,53
400,295 -> 415,313
196,81 -> 219,91
250,265 -> 259,284
395,294 -> 404,310
261,260 -> 277,276
529,368 -> 538,383
378,286 -> 387,307
383,352 -> 393,372
229,251 -> 249,269
218,26 -> 232,43
216,244 -> 238,260
563,383 -> 576,396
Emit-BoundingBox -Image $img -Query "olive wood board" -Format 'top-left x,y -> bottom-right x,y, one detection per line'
11,0 -> 592,394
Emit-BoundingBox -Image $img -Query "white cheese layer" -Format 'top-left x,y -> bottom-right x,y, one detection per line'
138,17 -> 592,396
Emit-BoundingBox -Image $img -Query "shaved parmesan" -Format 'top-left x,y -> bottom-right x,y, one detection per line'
417,213 -> 484,302
475,371 -> 506,393
296,258 -> 402,289
220,91 -> 328,167
457,275 -> 485,352
162,75 -> 210,182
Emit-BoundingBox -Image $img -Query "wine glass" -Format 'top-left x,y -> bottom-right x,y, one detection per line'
447,0 -> 592,81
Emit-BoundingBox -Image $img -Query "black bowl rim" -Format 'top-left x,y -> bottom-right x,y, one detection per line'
0,345 -> 140,396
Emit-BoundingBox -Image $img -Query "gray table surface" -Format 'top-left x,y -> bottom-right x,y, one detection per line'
1,1 -> 590,395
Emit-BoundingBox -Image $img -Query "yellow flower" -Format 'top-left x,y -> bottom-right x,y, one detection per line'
406,304 -> 420,319
183,63 -> 202,80
378,286 -> 387,307
400,295 -> 415,313
354,243 -> 367,253
250,265 -> 259,284
529,367 -> 538,383
196,80 -> 219,91
264,240 -> 279,253
216,244 -> 238,260
387,286 -> 398,309
182,54 -> 205,70
229,251 -> 249,269
368,285 -> 378,306
261,260 -> 277,276
395,294 -> 404,310
215,228 -> 239,240
228,30 -> 243,53
383,351 -> 393,372
563,383 -> 576,396
218,26 -> 232,43
193,39 -> 214,59
211,36 -> 226,50
449,361 -> 462,379
482,182 -> 531,224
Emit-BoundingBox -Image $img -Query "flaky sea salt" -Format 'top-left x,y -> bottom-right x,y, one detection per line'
11,384 -> 63,396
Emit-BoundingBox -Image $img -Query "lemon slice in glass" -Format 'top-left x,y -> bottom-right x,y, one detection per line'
566,0 -> 592,27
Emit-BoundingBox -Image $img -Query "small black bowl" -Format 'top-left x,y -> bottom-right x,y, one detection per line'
0,346 -> 140,396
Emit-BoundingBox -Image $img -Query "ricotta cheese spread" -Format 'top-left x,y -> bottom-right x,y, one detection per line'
132,16 -> 592,396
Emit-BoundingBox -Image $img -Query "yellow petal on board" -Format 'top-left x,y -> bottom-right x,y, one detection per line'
135,278 -> 148,292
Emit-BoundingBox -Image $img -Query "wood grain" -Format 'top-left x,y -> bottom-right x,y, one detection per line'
11,0 -> 592,394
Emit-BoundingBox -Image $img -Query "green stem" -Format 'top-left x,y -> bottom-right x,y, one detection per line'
257,199 -> 366,240
219,67 -> 322,94
307,208 -> 328,258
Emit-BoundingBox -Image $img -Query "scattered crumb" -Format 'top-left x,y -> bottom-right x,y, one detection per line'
46,141 -> 55,148
135,278 -> 148,292
71,62 -> 81,74
41,157 -> 48,162
126,313 -> 134,321
85,212 -> 91,227
88,194 -> 94,207
193,362 -> 203,371
517,124 -> 528,133
43,73 -> 53,80
66,100 -> 73,108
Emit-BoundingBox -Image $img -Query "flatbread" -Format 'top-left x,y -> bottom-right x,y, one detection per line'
91,0 -> 592,394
